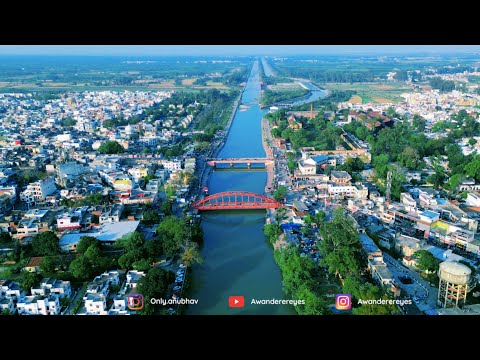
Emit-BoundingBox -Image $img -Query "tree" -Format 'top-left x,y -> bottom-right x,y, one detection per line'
294,285 -> 329,315
40,256 -> 57,274
0,231 -> 12,244
468,138 -> 477,146
181,243 -> 203,267
69,256 -> 94,280
273,186 -> 288,201
318,208 -> 363,280
132,258 -> 152,272
31,232 -> 61,256
464,156 -> 480,182
414,250 -> 440,273
157,217 -> 186,257
137,268 -> 175,315
142,210 -> 160,225
97,141 -> 124,154
446,174 -> 462,191
77,236 -> 100,254
20,272 -> 41,291
161,201 -> 173,216
263,224 -> 282,244
164,184 -> 176,198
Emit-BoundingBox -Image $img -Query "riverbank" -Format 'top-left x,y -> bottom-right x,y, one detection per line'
197,86 -> 245,194
261,116 -> 275,194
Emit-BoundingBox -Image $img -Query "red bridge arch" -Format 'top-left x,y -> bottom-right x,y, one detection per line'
192,191 -> 282,211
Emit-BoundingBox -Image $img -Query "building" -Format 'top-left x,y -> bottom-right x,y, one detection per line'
99,204 -> 124,224
59,220 -> 140,251
126,270 -> 145,288
330,171 -> 352,184
84,293 -> 107,315
24,257 -> 44,273
31,278 -> 72,298
0,280 -> 23,301
327,183 -> 368,199
128,167 -> 149,182
16,295 -> 60,315
297,154 -> 329,175
359,233 -> 393,286
20,177 -> 57,205
467,193 -> 480,207
437,261 -> 472,308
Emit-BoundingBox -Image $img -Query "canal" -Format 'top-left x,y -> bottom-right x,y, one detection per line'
187,60 -> 297,314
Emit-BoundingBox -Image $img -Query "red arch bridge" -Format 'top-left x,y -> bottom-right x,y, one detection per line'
192,191 -> 282,211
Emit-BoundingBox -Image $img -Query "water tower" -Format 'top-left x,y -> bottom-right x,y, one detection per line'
437,261 -> 471,308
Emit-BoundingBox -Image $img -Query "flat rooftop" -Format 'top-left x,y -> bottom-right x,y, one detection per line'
60,221 -> 140,246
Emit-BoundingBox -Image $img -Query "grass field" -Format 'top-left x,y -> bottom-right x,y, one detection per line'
348,95 -> 362,104
268,82 -> 303,91
325,82 -> 410,104
182,78 -> 197,86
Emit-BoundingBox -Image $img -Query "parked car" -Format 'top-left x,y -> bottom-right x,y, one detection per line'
179,264 -> 187,269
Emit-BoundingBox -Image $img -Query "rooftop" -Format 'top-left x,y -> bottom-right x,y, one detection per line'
59,220 -> 140,246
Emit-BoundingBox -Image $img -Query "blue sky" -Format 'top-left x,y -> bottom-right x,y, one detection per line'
0,45 -> 479,56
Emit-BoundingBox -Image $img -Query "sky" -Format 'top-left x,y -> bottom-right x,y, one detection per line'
0,45 -> 479,56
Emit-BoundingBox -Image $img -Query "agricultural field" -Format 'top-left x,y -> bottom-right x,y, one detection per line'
325,82 -> 411,104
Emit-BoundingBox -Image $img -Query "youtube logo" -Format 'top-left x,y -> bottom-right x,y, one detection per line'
228,296 -> 245,308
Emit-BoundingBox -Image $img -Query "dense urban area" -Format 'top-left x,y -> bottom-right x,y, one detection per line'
1,50 -> 480,316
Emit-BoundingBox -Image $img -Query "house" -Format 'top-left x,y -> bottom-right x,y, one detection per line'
297,154 -> 329,175
126,270 -> 145,288
84,293 -> 107,315
99,204 -> 124,224
0,297 -> 15,314
330,171 -> 352,184
16,295 -> 60,315
359,233 -> 393,286
0,280 -> 23,301
31,278 -> 72,298
20,177 -> 57,205
24,257 -> 44,273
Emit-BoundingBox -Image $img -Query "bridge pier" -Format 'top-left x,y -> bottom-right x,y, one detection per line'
247,162 -> 251,168
230,162 -> 234,167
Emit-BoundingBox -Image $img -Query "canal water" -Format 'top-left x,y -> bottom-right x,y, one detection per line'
187,61 -> 297,315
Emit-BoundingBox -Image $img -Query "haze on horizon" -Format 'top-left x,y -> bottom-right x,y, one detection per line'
0,45 -> 479,57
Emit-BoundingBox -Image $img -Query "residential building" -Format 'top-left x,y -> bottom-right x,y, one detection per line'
20,177 -> 57,205
24,257 -> 44,273
31,278 -> 72,298
16,295 -> 60,315
99,204 -> 124,224
330,171 -> 352,184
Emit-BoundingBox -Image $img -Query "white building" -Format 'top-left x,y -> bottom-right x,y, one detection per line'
162,160 -> 182,172
31,278 -> 72,298
16,295 -> 60,315
20,177 -> 57,205
126,270 -> 145,288
467,193 -> 480,207
84,293 -> 107,315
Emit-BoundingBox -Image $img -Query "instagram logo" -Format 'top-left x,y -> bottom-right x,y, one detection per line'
335,294 -> 351,310
127,293 -> 144,310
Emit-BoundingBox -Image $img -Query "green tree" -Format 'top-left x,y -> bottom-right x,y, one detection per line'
156,217 -> 186,257
263,223 -> 282,244
98,141 -> 124,154
142,210 -> 160,225
318,208 -> 363,280
446,174 -> 462,191
31,232 -> 61,256
0,231 -> 12,244
40,256 -> 57,274
294,285 -> 329,315
273,185 -> 288,201
132,258 -> 152,272
20,272 -> 41,291
161,201 -> 173,215
414,250 -> 440,273
464,156 -> 480,182
181,243 -> 203,267
137,268 -> 175,315
164,184 -> 176,198
76,236 -> 100,254
69,256 -> 94,280
468,138 -> 477,146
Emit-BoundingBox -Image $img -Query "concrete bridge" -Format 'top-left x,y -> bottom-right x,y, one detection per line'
207,158 -> 274,168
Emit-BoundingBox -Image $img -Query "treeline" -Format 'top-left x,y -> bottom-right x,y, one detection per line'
261,88 -> 309,106
290,90 -> 356,111
275,68 -> 376,83
429,77 -> 455,92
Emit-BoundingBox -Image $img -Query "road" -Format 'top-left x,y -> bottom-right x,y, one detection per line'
382,252 -> 438,313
